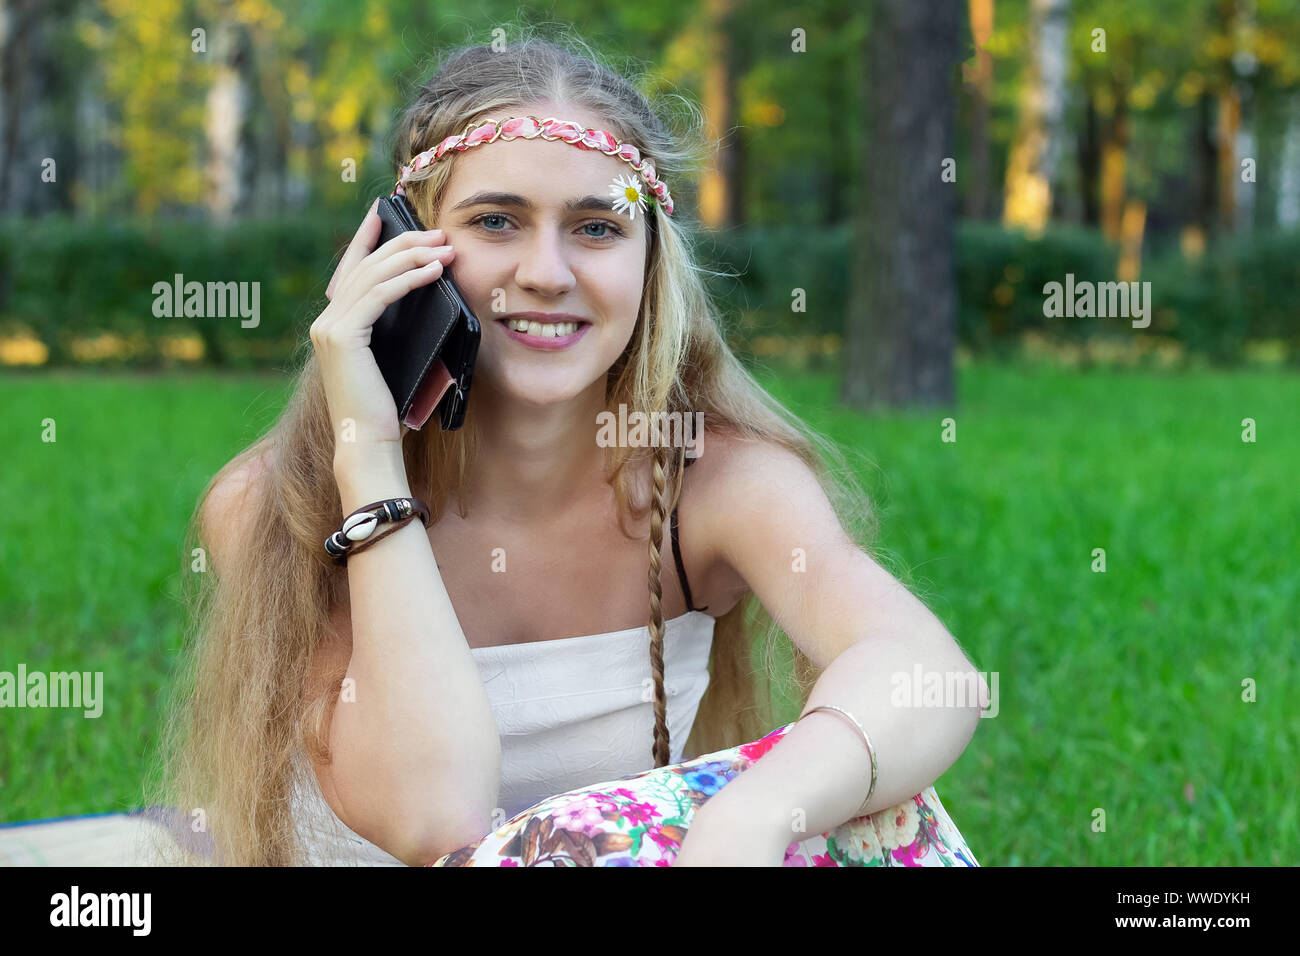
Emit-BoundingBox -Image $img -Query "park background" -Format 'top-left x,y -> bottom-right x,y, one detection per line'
1,0 -> 1297,865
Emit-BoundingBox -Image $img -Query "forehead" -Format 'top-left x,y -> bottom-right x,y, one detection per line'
441,115 -> 642,214
445,143 -> 624,203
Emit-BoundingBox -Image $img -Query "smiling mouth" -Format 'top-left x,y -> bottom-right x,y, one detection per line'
498,317 -> 590,337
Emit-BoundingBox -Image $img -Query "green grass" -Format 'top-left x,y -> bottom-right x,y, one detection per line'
1,361 -> 1296,865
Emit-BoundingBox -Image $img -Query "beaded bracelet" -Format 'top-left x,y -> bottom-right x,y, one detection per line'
795,704 -> 880,819
324,496 -> 431,565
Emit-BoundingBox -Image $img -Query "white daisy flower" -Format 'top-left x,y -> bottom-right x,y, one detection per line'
609,173 -> 648,221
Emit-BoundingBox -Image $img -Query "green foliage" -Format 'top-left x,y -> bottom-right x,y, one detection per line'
697,224 -> 853,339
706,221 -> 1300,364
1146,231 -> 1300,364
955,225 -> 1300,365
0,213 -> 348,367
954,222 -> 1120,353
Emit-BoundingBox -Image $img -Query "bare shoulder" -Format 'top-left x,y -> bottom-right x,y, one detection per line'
199,439 -> 351,647
686,429 -> 816,522
679,428 -> 820,611
198,442 -> 275,575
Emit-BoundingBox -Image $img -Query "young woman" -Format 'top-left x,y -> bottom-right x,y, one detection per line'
146,34 -> 986,867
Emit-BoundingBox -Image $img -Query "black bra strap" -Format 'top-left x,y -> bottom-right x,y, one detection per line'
670,454 -> 708,613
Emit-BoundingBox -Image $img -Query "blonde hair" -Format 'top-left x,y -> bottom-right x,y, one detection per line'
143,26 -> 879,866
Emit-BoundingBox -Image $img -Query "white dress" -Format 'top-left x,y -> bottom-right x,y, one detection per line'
291,610 -> 716,865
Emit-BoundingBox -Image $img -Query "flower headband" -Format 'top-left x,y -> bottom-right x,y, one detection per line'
392,115 -> 675,219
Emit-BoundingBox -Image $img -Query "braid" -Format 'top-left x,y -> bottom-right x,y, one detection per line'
647,442 -> 672,768
647,439 -> 691,768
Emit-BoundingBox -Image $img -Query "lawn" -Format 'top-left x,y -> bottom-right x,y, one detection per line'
1,360 -> 1296,865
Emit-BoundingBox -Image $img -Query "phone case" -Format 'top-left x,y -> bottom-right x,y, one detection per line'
369,194 -> 480,430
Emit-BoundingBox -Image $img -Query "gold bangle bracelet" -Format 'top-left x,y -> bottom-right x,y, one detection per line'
796,704 -> 879,819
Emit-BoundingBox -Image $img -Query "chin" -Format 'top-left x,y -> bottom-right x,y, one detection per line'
481,364 -> 599,408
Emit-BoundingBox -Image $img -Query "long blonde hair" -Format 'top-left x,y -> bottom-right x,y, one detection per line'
143,27 -> 879,866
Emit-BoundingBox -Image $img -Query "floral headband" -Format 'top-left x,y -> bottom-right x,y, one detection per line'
392,115 -> 674,220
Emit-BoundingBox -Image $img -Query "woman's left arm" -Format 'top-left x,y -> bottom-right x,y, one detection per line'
673,439 -> 989,865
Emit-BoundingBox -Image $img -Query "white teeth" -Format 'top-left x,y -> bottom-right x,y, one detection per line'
505,318 -> 580,336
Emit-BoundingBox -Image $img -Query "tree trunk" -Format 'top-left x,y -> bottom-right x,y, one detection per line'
698,0 -> 737,229
1192,91 -> 1217,238
1217,85 -> 1241,233
0,0 -> 67,216
1099,81 -> 1129,241
205,7 -> 255,223
1077,85 -> 1100,226
840,0 -> 960,411
1001,0 -> 1070,233
1230,0 -> 1259,233
962,0 -> 994,219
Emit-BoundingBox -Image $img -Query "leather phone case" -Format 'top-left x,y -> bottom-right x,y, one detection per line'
370,193 -> 481,430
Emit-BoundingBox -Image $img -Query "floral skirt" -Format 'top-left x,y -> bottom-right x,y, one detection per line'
428,721 -> 979,867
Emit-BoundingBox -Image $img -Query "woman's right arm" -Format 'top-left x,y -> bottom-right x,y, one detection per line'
306,197 -> 498,865
325,445 -> 501,867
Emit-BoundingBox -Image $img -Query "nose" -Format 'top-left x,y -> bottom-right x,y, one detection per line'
513,226 -> 577,298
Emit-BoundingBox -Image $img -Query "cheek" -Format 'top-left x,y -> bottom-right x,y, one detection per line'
605,241 -> 648,313
442,241 -> 503,313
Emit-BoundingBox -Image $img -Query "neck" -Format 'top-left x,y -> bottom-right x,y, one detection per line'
464,376 -> 612,524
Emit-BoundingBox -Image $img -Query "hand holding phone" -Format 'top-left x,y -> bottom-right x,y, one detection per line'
370,194 -> 481,431
311,199 -> 457,454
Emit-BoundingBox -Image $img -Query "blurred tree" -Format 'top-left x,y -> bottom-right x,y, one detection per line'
205,2 -> 254,222
0,0 -> 84,216
1002,0 -> 1069,234
962,0 -> 995,219
698,0 -> 739,228
841,0 -> 959,410
706,0 -> 865,228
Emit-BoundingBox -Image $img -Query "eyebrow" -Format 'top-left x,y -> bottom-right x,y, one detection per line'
449,190 -> 620,214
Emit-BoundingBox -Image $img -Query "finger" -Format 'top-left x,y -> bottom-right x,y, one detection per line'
315,243 -> 454,341
333,240 -> 453,315
326,198 -> 383,301
333,222 -> 446,310
359,254 -> 451,316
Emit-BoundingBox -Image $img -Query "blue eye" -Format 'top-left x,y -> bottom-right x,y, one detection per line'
583,221 -> 625,239
472,213 -> 510,231
466,213 -> 625,241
